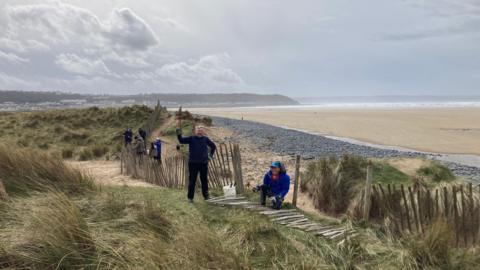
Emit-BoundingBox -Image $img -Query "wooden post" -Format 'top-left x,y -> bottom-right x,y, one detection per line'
218,144 -> 229,184
363,162 -> 373,222
292,155 -> 301,207
223,144 -> 232,181
408,186 -> 420,233
426,189 -> 431,224
233,144 -> 244,194
468,183 -> 475,245
236,145 -> 244,192
120,149 -> 124,174
460,185 -> 467,246
401,185 -> 412,233
386,184 -> 403,231
443,187 -> 449,218
452,186 -> 459,246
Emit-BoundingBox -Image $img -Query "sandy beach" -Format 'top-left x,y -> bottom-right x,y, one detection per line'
191,107 -> 480,155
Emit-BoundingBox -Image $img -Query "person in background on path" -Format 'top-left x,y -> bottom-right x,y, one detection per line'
133,135 -> 145,163
253,161 -> 290,209
123,128 -> 133,147
177,125 -> 216,202
138,128 -> 147,148
153,137 -> 162,162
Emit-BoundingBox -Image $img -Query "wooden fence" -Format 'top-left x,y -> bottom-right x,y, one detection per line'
121,142 -> 244,192
363,176 -> 480,247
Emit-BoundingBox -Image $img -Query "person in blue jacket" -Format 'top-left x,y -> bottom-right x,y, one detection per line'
177,125 -> 216,202
254,161 -> 290,209
123,128 -> 133,146
153,137 -> 162,161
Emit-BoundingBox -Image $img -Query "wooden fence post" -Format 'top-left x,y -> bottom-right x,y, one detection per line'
468,183 -> 476,245
292,155 -> 301,207
120,149 -> 124,174
401,185 -> 412,232
233,144 -> 244,194
460,185 -> 467,246
452,186 -> 459,246
363,161 -> 373,222
408,186 -> 420,233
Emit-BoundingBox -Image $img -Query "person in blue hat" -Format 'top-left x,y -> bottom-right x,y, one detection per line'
253,161 -> 290,209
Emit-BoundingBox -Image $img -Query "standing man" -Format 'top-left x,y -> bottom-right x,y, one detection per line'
138,128 -> 147,148
177,124 -> 216,203
123,128 -> 133,147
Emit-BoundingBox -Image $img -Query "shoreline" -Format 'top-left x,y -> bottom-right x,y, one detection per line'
211,116 -> 480,183
276,124 -> 480,168
192,106 -> 480,156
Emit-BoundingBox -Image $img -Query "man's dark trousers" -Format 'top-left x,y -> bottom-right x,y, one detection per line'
188,162 -> 209,200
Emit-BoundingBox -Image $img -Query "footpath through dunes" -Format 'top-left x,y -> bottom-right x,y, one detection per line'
67,160 -> 155,187
211,117 -> 480,183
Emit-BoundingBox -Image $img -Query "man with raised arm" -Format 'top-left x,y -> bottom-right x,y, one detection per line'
177,119 -> 216,202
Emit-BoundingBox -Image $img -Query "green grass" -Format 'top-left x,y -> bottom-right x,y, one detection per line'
301,156 -> 410,215
0,105 -> 156,160
416,162 -> 455,183
2,186 -> 477,269
0,145 -> 94,195
373,162 -> 410,184
0,148 -> 477,269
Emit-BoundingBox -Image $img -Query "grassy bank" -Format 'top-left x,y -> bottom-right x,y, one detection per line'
1,147 -> 478,269
0,106 -> 155,160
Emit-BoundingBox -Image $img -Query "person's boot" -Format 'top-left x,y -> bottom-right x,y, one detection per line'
188,199 -> 193,203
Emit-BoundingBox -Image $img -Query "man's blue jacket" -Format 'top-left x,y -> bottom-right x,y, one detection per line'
263,171 -> 290,198
177,134 -> 216,164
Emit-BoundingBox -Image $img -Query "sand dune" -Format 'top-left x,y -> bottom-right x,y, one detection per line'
192,107 -> 480,155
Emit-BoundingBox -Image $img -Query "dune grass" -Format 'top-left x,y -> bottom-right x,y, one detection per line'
416,161 -> 455,183
0,105 -> 156,160
301,155 -> 410,215
0,149 -> 476,269
0,145 -> 94,195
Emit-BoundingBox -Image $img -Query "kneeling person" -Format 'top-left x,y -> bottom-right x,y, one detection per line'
255,161 -> 290,209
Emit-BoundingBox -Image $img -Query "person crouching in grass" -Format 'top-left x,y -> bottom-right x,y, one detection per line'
253,161 -> 290,209
177,125 -> 216,203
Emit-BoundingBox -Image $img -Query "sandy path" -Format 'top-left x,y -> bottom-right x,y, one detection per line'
191,107 -> 480,155
67,160 -> 155,187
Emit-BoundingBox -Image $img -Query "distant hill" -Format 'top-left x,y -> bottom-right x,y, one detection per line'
0,90 -> 299,107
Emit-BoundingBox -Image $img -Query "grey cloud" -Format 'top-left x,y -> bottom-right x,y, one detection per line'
379,19 -> 480,41
0,50 -> 29,65
55,53 -> 110,76
5,3 -> 159,51
104,8 -> 159,50
157,54 -> 244,86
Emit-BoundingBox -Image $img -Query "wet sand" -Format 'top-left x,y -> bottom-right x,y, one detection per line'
191,107 -> 480,155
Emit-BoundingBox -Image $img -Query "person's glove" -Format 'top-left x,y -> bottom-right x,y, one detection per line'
252,185 -> 261,192
176,128 -> 182,136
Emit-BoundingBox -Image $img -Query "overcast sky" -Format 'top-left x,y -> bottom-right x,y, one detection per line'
0,0 -> 479,96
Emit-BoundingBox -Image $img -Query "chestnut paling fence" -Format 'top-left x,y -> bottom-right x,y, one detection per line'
120,142 -> 244,192
360,166 -> 480,247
